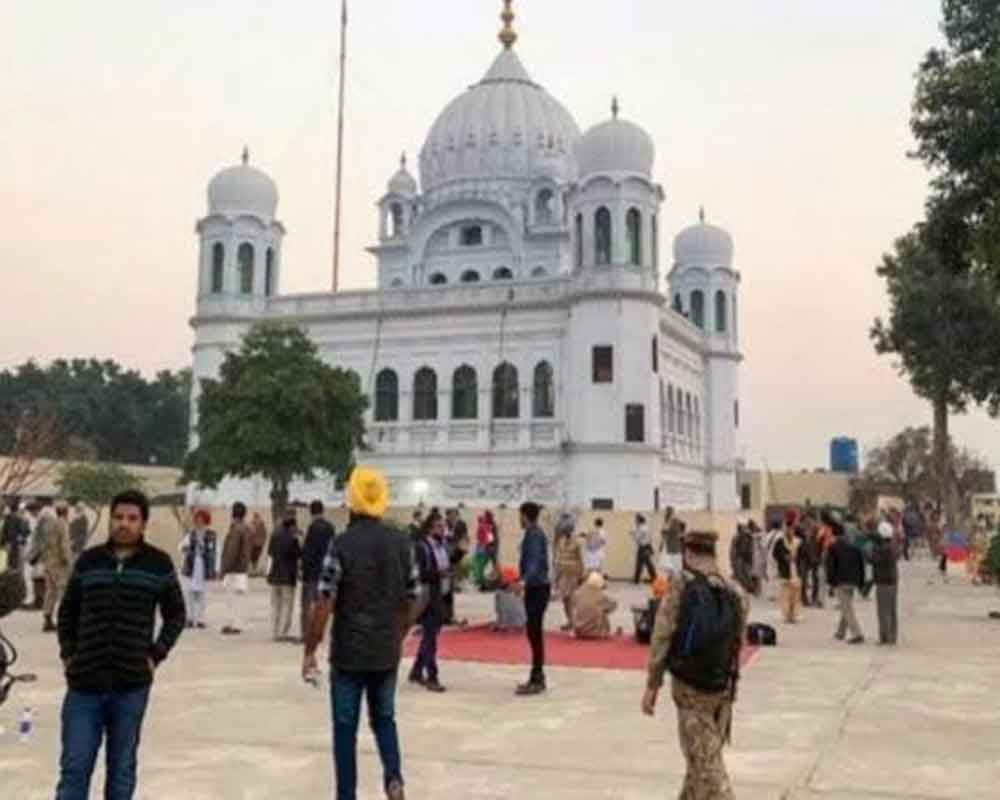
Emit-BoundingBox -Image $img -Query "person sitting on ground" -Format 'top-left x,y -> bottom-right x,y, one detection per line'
493,565 -> 526,632
571,571 -> 618,640
634,575 -> 669,644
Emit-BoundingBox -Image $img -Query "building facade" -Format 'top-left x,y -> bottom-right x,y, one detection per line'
188,7 -> 743,512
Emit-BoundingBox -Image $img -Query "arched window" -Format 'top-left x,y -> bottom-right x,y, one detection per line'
531,267 -> 547,278
238,243 -> 254,294
413,367 -> 438,421
374,369 -> 398,422
674,387 -> 684,436
535,188 -> 554,225
429,272 -> 448,285
693,397 -> 701,444
389,203 -> 404,238
390,278 -> 405,288
595,207 -> 612,265
211,242 -> 225,294
460,270 -> 480,283
690,290 -> 705,329
532,361 -> 554,418
575,213 -> 584,268
715,291 -> 727,333
652,214 -> 659,268
452,365 -> 478,420
673,293 -> 683,313
685,393 -> 694,439
626,208 -> 642,266
492,362 -> 519,419
493,267 -> 513,280
265,248 -> 275,296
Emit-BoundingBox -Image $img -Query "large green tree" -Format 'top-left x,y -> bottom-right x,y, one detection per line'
871,197 -> 1000,521
182,323 -> 366,519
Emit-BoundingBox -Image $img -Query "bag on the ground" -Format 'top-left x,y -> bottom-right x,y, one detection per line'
746,622 -> 777,646
666,572 -> 742,692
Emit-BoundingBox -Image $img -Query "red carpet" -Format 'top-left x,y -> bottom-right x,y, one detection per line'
404,624 -> 760,673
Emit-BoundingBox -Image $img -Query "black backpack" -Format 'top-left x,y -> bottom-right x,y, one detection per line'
747,623 -> 777,646
666,571 -> 742,693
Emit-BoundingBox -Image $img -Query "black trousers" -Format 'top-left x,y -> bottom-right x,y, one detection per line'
524,584 -> 551,684
633,545 -> 656,584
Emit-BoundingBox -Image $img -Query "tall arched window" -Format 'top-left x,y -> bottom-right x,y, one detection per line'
492,267 -> 513,280
531,266 -> 547,278
690,290 -> 705,329
676,387 -> 685,436
715,291 -> 727,333
238,243 -> 254,294
667,385 -> 676,434
595,207 -> 612,265
693,397 -> 701,444
460,270 -> 480,283
452,365 -> 478,420
413,367 -> 438,421
535,188 -> 554,225
389,203 -> 404,238
374,369 -> 398,422
575,213 -> 584,268
673,293 -> 683,313
429,272 -> 448,285
492,362 -> 519,419
685,393 -> 694,439
532,361 -> 554,418
211,243 -> 225,294
265,248 -> 275,296
652,214 -> 659,268
626,208 -> 642,266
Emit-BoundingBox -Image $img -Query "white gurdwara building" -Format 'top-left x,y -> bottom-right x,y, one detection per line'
188,8 -> 742,512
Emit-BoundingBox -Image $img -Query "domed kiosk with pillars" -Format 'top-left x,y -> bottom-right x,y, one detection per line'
188,2 -> 743,513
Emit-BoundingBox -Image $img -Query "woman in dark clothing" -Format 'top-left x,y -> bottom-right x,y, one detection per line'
870,522 -> 900,644
409,512 -> 450,692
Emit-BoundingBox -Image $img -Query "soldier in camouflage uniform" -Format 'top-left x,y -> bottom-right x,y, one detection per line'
642,530 -> 748,800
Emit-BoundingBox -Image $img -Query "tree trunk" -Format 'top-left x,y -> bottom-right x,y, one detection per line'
932,396 -> 956,528
270,479 -> 289,528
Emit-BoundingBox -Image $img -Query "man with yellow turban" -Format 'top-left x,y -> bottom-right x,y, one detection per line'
302,467 -> 420,800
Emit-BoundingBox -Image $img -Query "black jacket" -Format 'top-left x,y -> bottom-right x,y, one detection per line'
870,538 -> 899,586
329,517 -> 415,672
58,540 -> 185,693
415,535 -> 448,618
826,536 -> 865,589
302,518 -> 335,583
267,526 -> 302,587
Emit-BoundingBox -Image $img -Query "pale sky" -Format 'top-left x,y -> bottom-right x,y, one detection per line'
4,0 -> 994,470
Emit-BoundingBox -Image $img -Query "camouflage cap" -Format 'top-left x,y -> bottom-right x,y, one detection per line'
681,530 -> 719,548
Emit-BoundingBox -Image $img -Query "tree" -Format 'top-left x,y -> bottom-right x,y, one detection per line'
182,323 -> 366,520
912,0 -> 1000,266
56,462 -> 147,535
0,409 -> 62,498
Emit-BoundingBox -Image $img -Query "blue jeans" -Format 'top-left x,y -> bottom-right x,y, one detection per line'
412,608 -> 441,681
331,669 -> 402,800
55,687 -> 151,800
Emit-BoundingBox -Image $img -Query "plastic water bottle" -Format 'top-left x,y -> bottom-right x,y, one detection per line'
18,707 -> 33,743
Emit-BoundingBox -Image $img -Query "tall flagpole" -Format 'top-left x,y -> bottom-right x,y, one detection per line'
332,0 -> 348,292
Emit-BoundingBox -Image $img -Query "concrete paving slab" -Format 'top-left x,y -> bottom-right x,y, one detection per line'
2,558 -> 999,798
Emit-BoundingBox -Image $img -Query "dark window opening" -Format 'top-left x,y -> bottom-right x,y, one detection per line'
591,498 -> 614,511
626,403 -> 645,443
652,335 -> 659,373
461,225 -> 483,246
592,346 -> 613,383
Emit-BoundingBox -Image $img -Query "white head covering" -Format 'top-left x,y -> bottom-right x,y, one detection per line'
878,521 -> 894,540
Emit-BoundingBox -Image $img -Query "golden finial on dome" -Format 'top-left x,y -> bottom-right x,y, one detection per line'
242,145 -> 249,165
611,96 -> 620,119
498,0 -> 518,50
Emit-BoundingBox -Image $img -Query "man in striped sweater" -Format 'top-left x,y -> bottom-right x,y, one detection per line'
55,489 -> 185,800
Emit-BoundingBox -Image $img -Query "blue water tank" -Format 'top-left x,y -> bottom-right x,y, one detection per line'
830,437 -> 859,474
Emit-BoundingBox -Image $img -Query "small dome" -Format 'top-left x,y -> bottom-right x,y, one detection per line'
673,211 -> 734,268
387,153 -> 418,196
207,148 -> 278,219
577,99 -> 655,177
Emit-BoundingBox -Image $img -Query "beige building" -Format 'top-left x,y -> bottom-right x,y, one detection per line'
740,468 -> 850,518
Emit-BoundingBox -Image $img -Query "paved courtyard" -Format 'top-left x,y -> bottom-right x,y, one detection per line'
3,557 -> 999,799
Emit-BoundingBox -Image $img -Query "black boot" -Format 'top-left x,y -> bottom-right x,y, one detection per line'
42,615 -> 56,633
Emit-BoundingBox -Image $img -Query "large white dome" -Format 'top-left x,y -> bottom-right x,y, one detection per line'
674,213 -> 734,268
418,49 -> 581,193
207,151 -> 278,219
578,105 -> 655,177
